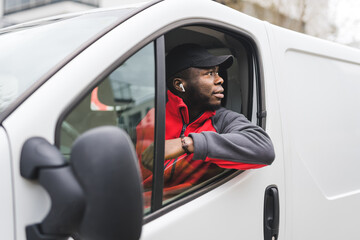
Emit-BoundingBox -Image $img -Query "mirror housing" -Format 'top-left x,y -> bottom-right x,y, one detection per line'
71,126 -> 143,240
21,126 -> 143,240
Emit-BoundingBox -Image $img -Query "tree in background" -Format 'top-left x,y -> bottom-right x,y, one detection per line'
327,0 -> 360,48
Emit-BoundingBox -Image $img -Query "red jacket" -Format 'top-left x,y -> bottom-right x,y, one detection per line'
137,90 -> 274,203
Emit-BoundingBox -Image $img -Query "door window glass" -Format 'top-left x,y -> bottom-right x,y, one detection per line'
59,42 -> 155,213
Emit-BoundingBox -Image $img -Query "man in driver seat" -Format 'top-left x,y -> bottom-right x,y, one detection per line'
138,44 -> 275,201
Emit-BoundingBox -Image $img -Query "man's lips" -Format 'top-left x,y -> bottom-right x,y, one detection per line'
213,92 -> 224,99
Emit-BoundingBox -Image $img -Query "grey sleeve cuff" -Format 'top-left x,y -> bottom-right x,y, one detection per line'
189,132 -> 207,160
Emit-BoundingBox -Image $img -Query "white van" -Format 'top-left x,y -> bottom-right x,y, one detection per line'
1,0 -> 360,239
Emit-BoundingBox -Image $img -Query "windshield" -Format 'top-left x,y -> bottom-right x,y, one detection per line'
0,9 -> 135,114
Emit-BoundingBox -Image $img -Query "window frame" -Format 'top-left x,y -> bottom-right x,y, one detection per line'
150,36 -> 166,212
145,22 -> 266,222
54,19 -> 266,223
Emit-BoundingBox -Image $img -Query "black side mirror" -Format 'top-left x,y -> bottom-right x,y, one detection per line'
20,126 -> 143,240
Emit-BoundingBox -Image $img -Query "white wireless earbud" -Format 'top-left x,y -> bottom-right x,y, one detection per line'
180,83 -> 185,92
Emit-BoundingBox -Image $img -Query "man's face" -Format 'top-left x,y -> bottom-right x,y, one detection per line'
185,66 -> 225,111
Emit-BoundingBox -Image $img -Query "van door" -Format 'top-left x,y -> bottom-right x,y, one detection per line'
0,127 -> 15,240
137,1 -> 285,240
267,23 -> 360,239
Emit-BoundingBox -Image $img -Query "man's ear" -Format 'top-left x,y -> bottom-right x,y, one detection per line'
173,78 -> 185,93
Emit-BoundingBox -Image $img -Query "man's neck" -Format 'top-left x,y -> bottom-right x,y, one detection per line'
188,108 -> 203,123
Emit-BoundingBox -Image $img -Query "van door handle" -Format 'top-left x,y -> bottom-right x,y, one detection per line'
264,185 -> 279,240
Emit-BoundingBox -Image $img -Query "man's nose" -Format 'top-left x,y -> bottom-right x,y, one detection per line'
214,74 -> 224,85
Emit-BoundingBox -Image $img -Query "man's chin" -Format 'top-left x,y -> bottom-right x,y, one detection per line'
206,103 -> 222,111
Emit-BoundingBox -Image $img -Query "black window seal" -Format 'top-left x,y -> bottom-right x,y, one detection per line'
151,36 -> 166,212
0,0 -> 163,124
246,48 -> 255,121
254,49 -> 267,129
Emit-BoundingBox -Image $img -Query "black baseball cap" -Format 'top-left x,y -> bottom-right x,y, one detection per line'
166,44 -> 233,79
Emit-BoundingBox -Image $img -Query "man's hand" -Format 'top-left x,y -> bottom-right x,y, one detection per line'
141,143 -> 154,171
141,137 -> 194,171
164,137 -> 194,160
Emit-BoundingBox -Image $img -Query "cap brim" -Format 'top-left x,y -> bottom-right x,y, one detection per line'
193,55 -> 233,69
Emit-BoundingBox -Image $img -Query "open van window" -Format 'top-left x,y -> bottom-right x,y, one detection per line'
155,25 -> 265,207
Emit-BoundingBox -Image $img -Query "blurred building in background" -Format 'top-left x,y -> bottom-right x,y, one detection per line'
216,0 -> 336,40
0,0 -> 359,48
217,0 -> 359,48
0,0 -> 145,28
0,0 -> 94,27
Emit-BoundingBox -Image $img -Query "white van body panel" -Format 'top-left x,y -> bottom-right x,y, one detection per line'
0,127 -> 15,240
267,24 -> 360,239
3,0 -> 360,239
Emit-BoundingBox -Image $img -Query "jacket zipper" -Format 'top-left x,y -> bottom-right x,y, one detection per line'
180,123 -> 187,137
168,112 -> 188,181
